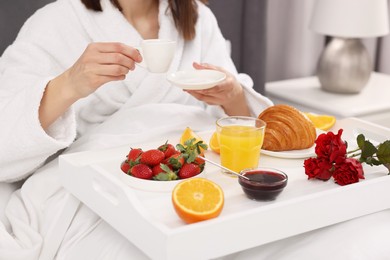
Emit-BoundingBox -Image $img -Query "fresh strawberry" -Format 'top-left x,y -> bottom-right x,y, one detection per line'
179,163 -> 201,179
120,160 -> 131,174
153,164 -> 178,181
158,142 -> 177,159
167,153 -> 185,170
127,148 -> 143,164
194,156 -> 205,165
140,149 -> 165,166
130,164 -> 153,179
152,163 -> 173,176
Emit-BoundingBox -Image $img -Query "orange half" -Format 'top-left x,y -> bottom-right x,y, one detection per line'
172,178 -> 224,224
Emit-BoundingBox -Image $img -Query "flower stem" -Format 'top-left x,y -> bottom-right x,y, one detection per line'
348,152 -> 361,158
347,147 -> 361,154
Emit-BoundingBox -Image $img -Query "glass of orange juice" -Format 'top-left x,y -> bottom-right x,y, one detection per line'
216,116 -> 266,175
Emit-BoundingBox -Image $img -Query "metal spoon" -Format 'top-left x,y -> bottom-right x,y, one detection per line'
197,155 -> 250,180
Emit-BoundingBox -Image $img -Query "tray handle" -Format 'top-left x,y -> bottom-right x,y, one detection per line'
88,165 -> 150,219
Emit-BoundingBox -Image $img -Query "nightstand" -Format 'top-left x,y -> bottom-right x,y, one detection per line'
265,72 -> 390,128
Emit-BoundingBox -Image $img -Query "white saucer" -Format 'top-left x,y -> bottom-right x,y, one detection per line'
167,70 -> 226,90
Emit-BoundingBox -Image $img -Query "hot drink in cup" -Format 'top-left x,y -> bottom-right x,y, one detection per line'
137,39 -> 176,73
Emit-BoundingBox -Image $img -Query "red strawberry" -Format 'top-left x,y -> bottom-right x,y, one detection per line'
130,164 -> 153,179
152,163 -> 173,176
194,156 -> 205,165
167,153 -> 185,170
152,164 -> 178,181
127,148 -> 143,163
179,163 -> 201,179
120,160 -> 131,174
158,142 -> 177,158
140,149 -> 165,166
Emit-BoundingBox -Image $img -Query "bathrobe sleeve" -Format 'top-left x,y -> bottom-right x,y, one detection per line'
196,3 -> 273,117
0,1 -> 80,182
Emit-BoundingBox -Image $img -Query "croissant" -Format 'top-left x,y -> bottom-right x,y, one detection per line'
257,104 -> 316,151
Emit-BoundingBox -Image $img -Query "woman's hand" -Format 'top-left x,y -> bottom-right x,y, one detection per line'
185,62 -> 251,116
63,42 -> 142,99
39,42 -> 142,129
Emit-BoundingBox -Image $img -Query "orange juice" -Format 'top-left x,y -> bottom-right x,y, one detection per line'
218,125 -> 264,173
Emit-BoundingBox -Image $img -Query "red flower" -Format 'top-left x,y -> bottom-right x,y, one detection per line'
304,157 -> 334,181
315,129 -> 347,164
333,158 -> 364,186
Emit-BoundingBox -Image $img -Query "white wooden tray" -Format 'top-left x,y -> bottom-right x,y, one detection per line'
59,118 -> 390,260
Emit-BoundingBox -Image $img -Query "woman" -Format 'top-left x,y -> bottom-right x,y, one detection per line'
0,0 -> 271,259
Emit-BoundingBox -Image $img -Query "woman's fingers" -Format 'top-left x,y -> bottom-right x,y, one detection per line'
193,62 -> 221,71
185,89 -> 224,105
94,64 -> 130,77
90,42 -> 142,63
92,53 -> 136,71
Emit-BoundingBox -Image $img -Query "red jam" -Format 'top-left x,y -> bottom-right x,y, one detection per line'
238,169 -> 288,201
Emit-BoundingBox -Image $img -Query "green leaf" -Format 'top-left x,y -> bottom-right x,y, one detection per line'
153,171 -> 178,181
184,138 -> 196,147
360,140 -> 377,159
199,143 -> 208,150
377,140 -> 390,163
187,152 -> 197,163
364,157 -> 381,166
175,144 -> 186,152
160,163 -> 171,173
154,173 -> 170,181
356,134 -> 365,149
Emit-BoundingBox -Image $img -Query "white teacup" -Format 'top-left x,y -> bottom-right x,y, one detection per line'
137,39 -> 176,73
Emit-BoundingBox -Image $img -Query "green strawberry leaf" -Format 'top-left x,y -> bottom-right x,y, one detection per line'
186,152 -> 197,163
184,138 -> 196,147
154,173 -> 170,181
160,163 -> 171,173
176,144 -> 186,153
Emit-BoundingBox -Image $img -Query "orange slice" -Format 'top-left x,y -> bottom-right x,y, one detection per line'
304,112 -> 336,131
172,178 -> 224,224
209,131 -> 220,154
180,127 -> 203,146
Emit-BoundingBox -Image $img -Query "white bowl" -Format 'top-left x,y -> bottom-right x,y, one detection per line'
117,169 -> 206,192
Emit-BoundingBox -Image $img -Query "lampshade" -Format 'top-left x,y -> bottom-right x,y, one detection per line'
310,0 -> 389,38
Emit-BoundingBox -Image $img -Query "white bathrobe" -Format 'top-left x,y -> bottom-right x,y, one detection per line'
0,0 -> 273,259
2,0 -> 390,259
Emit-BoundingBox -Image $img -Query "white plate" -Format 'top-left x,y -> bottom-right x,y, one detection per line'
167,70 -> 226,90
261,129 -> 325,159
